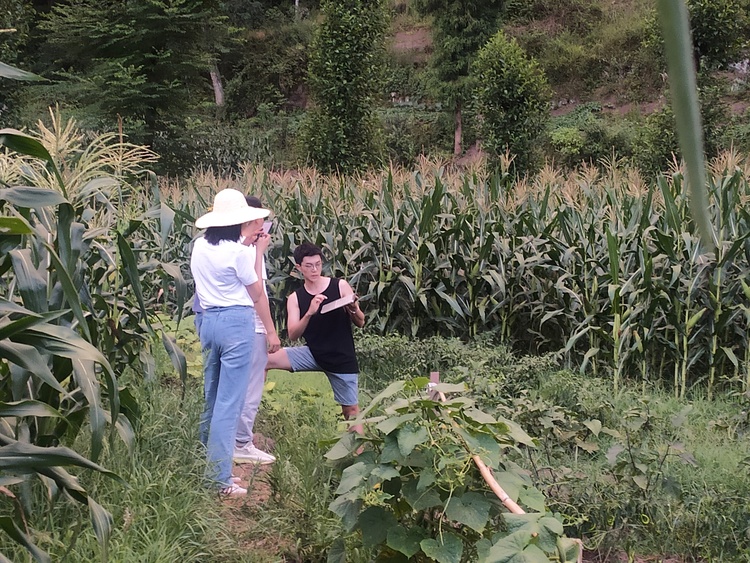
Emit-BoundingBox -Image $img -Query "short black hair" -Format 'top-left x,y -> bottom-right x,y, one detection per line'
205,224 -> 242,245
294,242 -> 324,265
246,196 -> 262,208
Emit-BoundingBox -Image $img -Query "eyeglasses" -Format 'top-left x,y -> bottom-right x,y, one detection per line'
301,261 -> 322,271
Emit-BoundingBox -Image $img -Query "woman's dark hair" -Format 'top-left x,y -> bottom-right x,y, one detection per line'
205,224 -> 242,245
293,241 -> 324,265
246,196 -> 262,208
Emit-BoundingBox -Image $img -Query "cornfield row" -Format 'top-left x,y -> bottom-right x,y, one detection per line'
163,152 -> 750,397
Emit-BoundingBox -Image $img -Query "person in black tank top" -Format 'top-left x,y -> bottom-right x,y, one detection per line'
266,243 -> 365,427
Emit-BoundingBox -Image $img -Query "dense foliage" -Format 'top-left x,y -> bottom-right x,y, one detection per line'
169,156 -> 750,399
301,0 -> 387,173
412,0 -> 503,154
0,116 -> 187,559
472,30 -> 551,172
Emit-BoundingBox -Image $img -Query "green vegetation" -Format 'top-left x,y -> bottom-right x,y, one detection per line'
2,0 -> 747,172
472,30 -> 551,172
301,0 -> 388,172
3,1 -> 750,560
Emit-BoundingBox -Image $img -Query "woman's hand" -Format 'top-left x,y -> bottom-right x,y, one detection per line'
266,331 -> 281,354
254,231 -> 271,253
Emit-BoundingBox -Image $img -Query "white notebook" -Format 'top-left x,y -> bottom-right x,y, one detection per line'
320,294 -> 355,314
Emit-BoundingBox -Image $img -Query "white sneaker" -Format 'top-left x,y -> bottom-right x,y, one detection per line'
233,443 -> 276,465
230,475 -> 242,484
220,482 -> 247,497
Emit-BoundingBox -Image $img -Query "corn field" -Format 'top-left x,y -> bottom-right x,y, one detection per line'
163,152 -> 750,397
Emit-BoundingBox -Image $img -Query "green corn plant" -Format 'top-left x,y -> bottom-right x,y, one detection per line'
0,118 -> 188,559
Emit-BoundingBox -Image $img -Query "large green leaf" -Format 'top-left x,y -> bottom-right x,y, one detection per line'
502,513 -> 563,553
0,400 -> 62,418
0,62 -> 45,81
0,187 -> 66,208
387,525 -> 427,558
42,240 -> 91,341
0,339 -> 65,395
116,232 -> 153,332
9,249 -> 47,314
0,516 -> 51,563
657,0 -> 715,250
396,423 -> 429,456
0,129 -> 65,194
0,216 -> 33,235
161,330 -> 187,389
421,532 -> 463,563
0,439 -> 115,476
88,497 -> 113,561
73,359 -> 105,463
444,492 -> 491,533
357,506 -> 397,548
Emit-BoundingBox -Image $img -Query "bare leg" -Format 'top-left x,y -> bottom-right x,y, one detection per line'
266,348 -> 292,371
342,404 -> 363,434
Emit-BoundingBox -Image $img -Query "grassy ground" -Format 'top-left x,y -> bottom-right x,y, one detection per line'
5,335 -> 750,562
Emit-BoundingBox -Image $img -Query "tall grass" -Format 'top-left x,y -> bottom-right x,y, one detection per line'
163,152 -> 750,396
0,376 -> 253,562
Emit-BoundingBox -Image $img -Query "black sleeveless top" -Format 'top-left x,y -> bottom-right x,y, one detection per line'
295,278 -> 358,374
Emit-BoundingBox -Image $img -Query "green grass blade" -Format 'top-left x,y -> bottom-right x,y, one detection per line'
656,0 -> 716,250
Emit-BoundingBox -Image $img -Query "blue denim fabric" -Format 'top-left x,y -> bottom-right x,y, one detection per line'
235,332 -> 268,446
198,305 -> 255,488
194,311 -> 203,337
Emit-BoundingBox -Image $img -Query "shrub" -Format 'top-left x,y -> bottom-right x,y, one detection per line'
472,30 -> 551,173
546,103 -> 639,168
300,0 -> 387,173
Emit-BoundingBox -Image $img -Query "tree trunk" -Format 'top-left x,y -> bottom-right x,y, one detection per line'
454,100 -> 462,155
209,61 -> 225,107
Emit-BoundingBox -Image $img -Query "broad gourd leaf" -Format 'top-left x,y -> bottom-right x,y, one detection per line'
421,532 -> 463,563
502,513 -> 562,553
329,492 -> 362,532
444,492 -> 490,533
557,537 -> 581,563
336,461 -> 371,495
358,506 -> 397,548
377,412 -> 419,435
387,525 -> 427,557
402,478 -> 442,511
519,486 -> 546,513
397,424 -> 429,456
325,432 -> 361,461
496,416 -> 536,446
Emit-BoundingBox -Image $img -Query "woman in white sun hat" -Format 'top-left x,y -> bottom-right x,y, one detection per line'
190,188 -> 280,497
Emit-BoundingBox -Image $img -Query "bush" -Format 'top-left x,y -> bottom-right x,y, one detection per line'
546,103 -> 639,168
380,107 -> 454,164
300,0 -> 387,173
472,30 -> 551,173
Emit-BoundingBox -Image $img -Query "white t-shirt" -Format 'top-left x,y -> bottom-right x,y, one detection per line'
190,237 -> 258,308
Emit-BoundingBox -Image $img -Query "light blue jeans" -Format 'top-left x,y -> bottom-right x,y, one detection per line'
235,332 -> 268,447
199,305 -> 255,488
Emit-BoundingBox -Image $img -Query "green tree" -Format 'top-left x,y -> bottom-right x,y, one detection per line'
30,0 -> 228,169
645,0 -> 749,70
472,29 -> 551,173
413,0 -> 503,155
301,0 -> 386,173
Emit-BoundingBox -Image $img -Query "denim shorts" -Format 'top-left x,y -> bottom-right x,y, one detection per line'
285,345 -> 358,406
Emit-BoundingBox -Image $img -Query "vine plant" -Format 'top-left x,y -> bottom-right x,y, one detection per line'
325,378 -> 580,562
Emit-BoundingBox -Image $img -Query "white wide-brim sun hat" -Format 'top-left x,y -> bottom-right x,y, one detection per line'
195,188 -> 270,229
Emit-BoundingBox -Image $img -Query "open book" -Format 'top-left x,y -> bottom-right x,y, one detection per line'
320,293 -> 355,314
